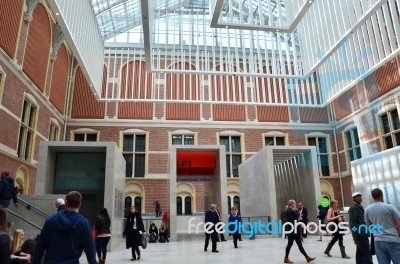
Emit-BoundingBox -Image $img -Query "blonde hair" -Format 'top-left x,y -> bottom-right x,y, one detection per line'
12,229 -> 24,253
330,200 -> 338,209
287,199 -> 297,210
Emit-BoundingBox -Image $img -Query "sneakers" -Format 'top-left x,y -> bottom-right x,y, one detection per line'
212,250 -> 219,253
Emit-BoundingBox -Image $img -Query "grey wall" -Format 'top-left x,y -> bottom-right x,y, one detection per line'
351,147 -> 400,210
240,146 -> 321,226
239,147 -> 277,222
169,145 -> 227,241
35,141 -> 126,250
274,148 -> 321,224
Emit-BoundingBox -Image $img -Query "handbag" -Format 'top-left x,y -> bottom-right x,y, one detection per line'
92,226 -> 97,240
141,233 -> 147,249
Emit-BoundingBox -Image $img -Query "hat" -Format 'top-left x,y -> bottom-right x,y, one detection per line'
56,198 -> 65,205
352,192 -> 362,198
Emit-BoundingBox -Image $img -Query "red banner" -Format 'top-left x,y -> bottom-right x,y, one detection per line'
176,152 -> 216,176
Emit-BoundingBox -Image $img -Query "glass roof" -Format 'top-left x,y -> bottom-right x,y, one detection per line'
219,0 -> 287,27
91,0 -> 290,41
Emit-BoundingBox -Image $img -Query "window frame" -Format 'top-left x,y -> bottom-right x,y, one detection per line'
73,131 -> 99,142
306,134 -> 331,177
176,194 -> 193,215
122,133 -> 147,178
378,107 -> 400,150
264,132 -> 287,146
171,134 -> 195,145
0,68 -> 5,104
17,98 -> 38,161
344,126 -> 361,165
219,134 -> 243,177
49,120 -> 60,141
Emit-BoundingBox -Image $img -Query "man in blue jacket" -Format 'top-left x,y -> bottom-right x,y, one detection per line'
33,191 -> 97,264
0,171 -> 19,208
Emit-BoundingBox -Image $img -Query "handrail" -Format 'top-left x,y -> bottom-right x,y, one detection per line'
6,209 -> 42,231
17,197 -> 50,217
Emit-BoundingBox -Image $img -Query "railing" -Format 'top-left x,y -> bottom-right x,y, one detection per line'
241,215 -> 271,239
6,209 -> 42,231
17,197 -> 50,217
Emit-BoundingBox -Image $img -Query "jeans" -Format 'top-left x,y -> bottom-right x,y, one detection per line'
375,241 -> 400,264
355,236 -> 372,264
0,199 -> 10,208
95,236 -> 110,260
285,234 -> 308,258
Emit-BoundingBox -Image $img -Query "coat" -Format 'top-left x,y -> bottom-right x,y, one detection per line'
125,213 -> 144,249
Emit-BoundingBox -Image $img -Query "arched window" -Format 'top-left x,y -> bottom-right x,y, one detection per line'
184,196 -> 192,215
228,196 -> 231,212
124,197 -> 132,217
177,197 -> 183,215
233,196 -> 240,213
134,196 -> 142,213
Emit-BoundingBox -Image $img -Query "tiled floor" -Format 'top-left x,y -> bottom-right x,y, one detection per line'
82,234 -> 377,263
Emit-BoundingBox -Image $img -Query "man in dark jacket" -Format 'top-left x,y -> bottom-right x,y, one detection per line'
55,198 -> 65,211
32,191 -> 97,264
298,202 -> 308,238
349,192 -> 372,264
204,204 -> 219,253
0,171 -> 19,208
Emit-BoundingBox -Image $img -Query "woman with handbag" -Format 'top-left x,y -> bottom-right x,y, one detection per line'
324,200 -> 350,259
124,206 -> 145,261
94,208 -> 111,264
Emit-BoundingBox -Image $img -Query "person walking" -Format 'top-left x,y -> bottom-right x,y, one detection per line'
228,207 -> 241,248
32,191 -> 97,264
348,192 -> 372,264
365,188 -> 400,264
0,171 -> 19,208
95,208 -> 111,264
284,199 -> 315,263
124,206 -> 145,261
317,204 -> 328,241
324,199 -> 350,259
215,205 -> 227,242
204,204 -> 219,253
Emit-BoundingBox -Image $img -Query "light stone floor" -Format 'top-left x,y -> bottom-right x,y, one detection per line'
81,234 -> 378,264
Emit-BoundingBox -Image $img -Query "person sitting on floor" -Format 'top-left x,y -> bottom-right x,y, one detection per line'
159,222 -> 169,243
148,223 -> 158,243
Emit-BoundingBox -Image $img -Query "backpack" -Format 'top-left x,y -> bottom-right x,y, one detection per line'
149,232 -> 157,243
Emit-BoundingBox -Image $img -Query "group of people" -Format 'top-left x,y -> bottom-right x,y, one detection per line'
349,188 -> 400,264
148,222 -> 169,243
284,187 -> 400,264
203,204 -> 242,253
0,190 -> 115,264
0,222 -> 36,264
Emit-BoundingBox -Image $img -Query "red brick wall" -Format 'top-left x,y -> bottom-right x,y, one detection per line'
0,153 -> 37,194
322,176 -> 353,208
0,0 -> 23,58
